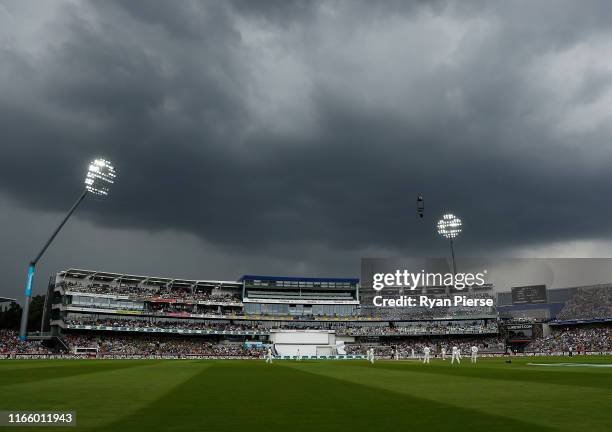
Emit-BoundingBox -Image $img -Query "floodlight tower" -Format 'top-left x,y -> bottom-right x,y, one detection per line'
436,213 -> 462,275
19,158 -> 116,340
416,195 -> 424,218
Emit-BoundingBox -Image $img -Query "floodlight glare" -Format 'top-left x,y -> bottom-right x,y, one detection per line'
437,212 -> 462,276
437,213 -> 462,239
85,158 -> 116,196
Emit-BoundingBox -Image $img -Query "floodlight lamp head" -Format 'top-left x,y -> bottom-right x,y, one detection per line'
437,213 -> 462,239
84,158 -> 116,196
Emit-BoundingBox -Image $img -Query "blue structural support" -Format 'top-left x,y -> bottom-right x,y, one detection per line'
19,190 -> 88,340
19,264 -> 36,340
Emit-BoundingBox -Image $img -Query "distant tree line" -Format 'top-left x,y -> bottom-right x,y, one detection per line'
0,295 -> 46,331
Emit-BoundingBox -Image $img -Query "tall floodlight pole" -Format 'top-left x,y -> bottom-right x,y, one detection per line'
416,195 -> 424,218
19,159 -> 116,340
436,213 -> 462,275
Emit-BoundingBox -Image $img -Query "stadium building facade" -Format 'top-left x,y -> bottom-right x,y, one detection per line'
40,268 -> 511,358
240,275 -> 359,317
3,267 -> 610,359
0,267 -> 605,359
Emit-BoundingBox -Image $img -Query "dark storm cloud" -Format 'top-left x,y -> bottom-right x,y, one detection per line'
2,0 -> 612,291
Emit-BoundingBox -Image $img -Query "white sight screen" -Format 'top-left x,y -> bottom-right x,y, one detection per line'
273,332 -> 330,345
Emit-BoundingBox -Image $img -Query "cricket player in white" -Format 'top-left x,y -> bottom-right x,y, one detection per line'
441,347 -> 446,360
296,348 -> 301,361
411,348 -> 415,359
451,346 -> 461,364
265,347 -> 273,364
369,348 -> 375,364
423,346 -> 431,364
471,345 -> 478,363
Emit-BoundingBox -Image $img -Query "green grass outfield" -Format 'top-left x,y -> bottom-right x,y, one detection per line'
1,356 -> 611,432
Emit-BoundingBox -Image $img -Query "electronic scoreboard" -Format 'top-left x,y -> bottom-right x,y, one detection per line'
511,285 -> 547,304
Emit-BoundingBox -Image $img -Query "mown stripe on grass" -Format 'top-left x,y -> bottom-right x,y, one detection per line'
0,360 -> 210,431
284,361 -> 612,432
0,360 -> 154,387
95,360 -> 556,432
358,359 -> 612,390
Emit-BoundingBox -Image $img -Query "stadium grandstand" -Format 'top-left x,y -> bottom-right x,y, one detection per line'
0,297 -> 15,303
495,284 -> 611,354
1,269 -> 609,359
360,283 -> 498,320
496,283 -> 612,322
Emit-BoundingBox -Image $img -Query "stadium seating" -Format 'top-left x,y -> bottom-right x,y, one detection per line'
2,268 -> 596,359
527,326 -> 610,354
556,286 -> 612,320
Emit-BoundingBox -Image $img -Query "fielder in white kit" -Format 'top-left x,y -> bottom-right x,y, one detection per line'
451,346 -> 461,364
471,345 -> 478,363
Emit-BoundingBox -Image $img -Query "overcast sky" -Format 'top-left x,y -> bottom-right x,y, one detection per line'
2,0 -> 612,300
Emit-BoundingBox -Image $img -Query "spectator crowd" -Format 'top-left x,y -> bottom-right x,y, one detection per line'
361,294 -> 496,321
2,325 -> 610,358
63,334 -> 262,358
0,330 -> 54,356
63,316 -> 497,336
528,326 -> 610,353
65,318 -> 264,333
557,287 -> 612,321
336,320 -> 498,336
344,335 -> 506,358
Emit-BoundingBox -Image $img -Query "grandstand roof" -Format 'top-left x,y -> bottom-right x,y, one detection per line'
239,275 -> 359,284
57,268 -> 242,288
57,269 -> 360,287
0,297 -> 15,303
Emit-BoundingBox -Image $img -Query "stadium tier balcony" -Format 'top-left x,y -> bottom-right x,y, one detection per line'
334,320 -> 498,337
56,315 -> 499,340
60,318 -> 269,336
54,269 -> 244,307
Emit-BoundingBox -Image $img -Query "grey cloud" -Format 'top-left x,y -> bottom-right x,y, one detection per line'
1,0 -> 612,299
